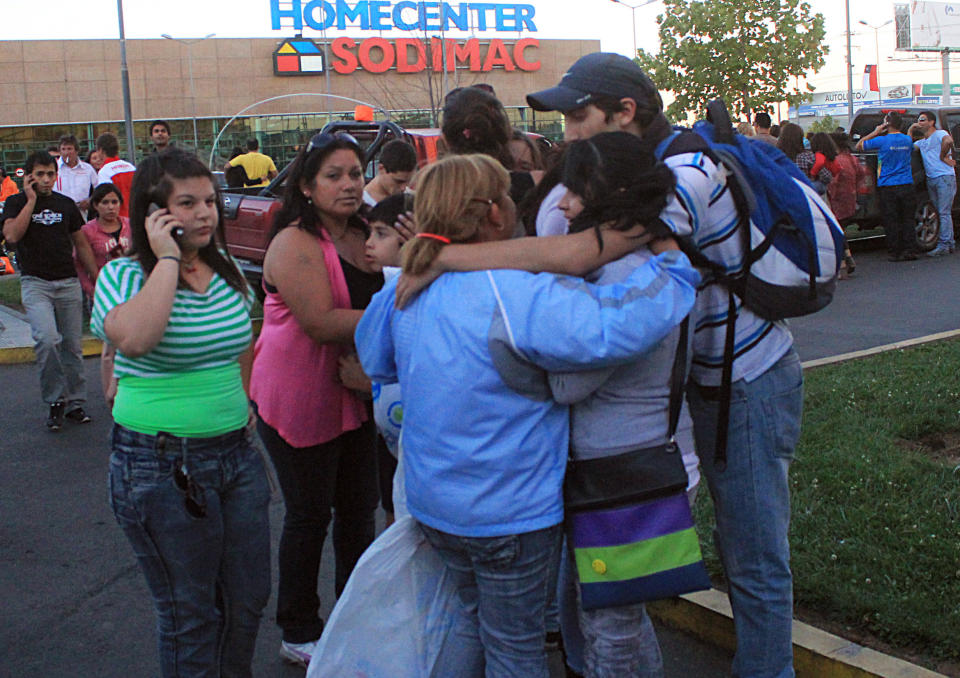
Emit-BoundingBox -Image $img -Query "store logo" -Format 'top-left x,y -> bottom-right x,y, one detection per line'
330,37 -> 539,73
270,0 -> 538,33
274,37 -> 326,75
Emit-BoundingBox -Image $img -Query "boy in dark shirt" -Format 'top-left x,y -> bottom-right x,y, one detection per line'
2,151 -> 99,430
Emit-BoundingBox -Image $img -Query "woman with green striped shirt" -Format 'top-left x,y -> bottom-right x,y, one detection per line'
91,149 -> 271,678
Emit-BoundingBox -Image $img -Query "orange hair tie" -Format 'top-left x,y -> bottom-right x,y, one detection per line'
416,233 -> 451,244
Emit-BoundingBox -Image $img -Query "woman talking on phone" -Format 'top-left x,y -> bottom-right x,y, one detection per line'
91,149 -> 270,678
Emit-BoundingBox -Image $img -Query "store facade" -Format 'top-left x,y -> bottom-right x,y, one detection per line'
0,8 -> 599,170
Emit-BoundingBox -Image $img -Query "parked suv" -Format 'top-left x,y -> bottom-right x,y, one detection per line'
850,105 -> 960,250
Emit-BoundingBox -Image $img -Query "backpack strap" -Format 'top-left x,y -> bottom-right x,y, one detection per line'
653,106 -> 749,472
667,316 -> 690,450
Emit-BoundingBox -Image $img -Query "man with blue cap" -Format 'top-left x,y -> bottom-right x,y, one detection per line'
528,53 -> 803,678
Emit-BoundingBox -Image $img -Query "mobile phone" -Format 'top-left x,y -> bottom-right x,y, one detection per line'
148,202 -> 183,241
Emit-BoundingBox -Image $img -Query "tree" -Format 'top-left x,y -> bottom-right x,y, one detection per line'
636,0 -> 827,122
808,115 -> 840,134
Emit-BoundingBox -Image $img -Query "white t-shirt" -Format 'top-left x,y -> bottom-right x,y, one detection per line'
55,158 -> 98,207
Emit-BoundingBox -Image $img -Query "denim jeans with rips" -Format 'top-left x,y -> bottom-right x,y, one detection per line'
420,522 -> 563,678
108,425 -> 272,678
687,349 -> 803,678
20,275 -> 86,408
927,174 -> 957,249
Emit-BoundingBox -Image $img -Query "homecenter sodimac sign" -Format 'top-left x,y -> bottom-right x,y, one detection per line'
270,0 -> 541,73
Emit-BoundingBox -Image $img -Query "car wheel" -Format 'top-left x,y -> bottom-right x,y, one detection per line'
915,200 -> 940,252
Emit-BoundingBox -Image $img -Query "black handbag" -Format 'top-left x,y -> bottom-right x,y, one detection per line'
563,319 -> 711,610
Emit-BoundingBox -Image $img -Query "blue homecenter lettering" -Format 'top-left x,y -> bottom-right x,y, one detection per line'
270,0 -> 538,32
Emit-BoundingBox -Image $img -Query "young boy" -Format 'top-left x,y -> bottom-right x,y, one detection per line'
363,140 -> 417,207
340,192 -> 410,523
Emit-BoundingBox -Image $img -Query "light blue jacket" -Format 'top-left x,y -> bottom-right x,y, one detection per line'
355,250 -> 699,537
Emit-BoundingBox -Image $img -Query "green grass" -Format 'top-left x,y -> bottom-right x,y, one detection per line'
694,341 -> 960,668
0,274 -> 22,311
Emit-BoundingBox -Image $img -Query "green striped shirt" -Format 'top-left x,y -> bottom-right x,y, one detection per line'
91,257 -> 253,378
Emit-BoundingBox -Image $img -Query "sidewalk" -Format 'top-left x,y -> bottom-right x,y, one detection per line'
0,302 -> 102,363
0,302 -> 31,350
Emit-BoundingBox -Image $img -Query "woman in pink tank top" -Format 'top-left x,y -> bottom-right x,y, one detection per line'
249,131 -> 382,668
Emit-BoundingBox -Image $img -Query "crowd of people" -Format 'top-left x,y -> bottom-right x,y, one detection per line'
0,49 -> 956,678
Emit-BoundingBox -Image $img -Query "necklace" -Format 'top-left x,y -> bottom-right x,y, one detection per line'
181,255 -> 200,274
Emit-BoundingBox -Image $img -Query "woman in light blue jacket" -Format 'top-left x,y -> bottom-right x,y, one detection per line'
355,153 -> 697,678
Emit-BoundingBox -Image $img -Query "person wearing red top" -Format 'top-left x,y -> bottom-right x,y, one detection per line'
74,183 -> 131,298
827,132 -> 865,276
95,133 -> 136,218
809,132 -> 841,192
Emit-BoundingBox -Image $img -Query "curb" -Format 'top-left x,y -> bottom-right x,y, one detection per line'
800,329 -> 960,370
649,589 -> 948,678
0,336 -> 103,365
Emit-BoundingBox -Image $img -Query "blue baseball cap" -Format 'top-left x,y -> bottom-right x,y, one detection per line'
527,52 -> 660,113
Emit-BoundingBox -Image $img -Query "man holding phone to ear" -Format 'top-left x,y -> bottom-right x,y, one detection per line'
856,111 -> 921,261
1,151 -> 99,431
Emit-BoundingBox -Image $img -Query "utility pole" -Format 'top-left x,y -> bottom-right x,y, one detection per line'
845,0 -> 854,128
116,0 -> 137,164
943,49 -> 951,106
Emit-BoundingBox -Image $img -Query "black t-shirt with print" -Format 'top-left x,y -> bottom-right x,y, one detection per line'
1,191 -> 83,280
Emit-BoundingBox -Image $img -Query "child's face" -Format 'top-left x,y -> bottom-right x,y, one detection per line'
365,220 -> 404,269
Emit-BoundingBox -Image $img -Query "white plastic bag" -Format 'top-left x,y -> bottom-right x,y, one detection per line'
306,516 -> 459,678
392,433 -> 408,521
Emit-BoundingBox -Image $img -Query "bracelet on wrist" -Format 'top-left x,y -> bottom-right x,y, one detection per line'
158,255 -> 181,264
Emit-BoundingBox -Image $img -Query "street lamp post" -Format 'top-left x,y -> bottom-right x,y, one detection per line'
161,33 -> 216,153
845,0 -> 854,128
609,0 -> 660,59
859,20 -> 893,104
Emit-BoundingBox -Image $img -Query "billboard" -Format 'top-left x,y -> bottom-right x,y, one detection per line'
903,1 -> 960,51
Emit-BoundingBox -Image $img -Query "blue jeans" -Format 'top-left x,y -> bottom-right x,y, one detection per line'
108,425 -> 272,678
927,174 -> 956,249
20,275 -> 86,408
687,349 -> 803,678
421,522 -> 563,678
559,544 -> 663,678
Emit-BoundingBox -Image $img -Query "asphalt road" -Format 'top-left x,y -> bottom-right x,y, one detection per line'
789,247 -> 960,361
3,246 -> 958,678
0,364 -> 731,677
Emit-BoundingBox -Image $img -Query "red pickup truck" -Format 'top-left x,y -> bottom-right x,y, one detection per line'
222,120 -> 442,290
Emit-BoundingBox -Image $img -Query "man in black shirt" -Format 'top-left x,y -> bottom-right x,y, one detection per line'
2,151 -> 99,430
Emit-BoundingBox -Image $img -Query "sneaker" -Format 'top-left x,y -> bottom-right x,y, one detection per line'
927,246 -> 950,257
279,639 -> 317,667
65,407 -> 92,424
46,401 -> 65,432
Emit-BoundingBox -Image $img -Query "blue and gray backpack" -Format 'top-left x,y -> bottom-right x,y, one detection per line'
654,99 -> 846,320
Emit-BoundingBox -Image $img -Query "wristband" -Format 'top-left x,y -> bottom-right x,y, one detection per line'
158,255 -> 181,264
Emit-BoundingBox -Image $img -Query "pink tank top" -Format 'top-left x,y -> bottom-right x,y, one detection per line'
250,230 -> 367,447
